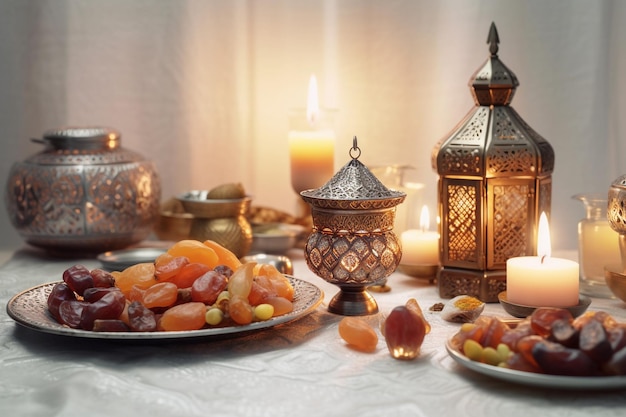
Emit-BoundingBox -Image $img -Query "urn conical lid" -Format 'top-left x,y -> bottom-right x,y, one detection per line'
300,137 -> 405,209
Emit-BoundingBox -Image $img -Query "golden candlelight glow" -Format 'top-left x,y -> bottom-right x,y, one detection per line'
306,74 -> 319,125
537,212 -> 551,260
419,205 -> 430,232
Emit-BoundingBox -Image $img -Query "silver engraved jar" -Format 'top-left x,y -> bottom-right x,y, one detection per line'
4,127 -> 161,255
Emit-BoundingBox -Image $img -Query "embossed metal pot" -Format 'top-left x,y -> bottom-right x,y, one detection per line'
177,190 -> 253,258
300,140 -> 406,315
4,127 -> 161,254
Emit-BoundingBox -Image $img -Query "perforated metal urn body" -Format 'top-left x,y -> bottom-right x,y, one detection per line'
432,23 -> 554,302
4,127 -> 161,254
301,142 -> 405,315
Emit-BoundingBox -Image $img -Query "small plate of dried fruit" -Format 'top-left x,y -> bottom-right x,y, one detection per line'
446,308 -> 626,390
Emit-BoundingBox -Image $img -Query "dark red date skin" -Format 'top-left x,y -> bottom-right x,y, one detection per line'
604,346 -> 626,376
127,301 -> 157,332
92,319 -> 131,332
63,265 -> 94,296
579,319 -> 613,363
532,340 -> 599,376
83,287 -> 121,303
191,271 -> 228,304
549,318 -> 579,348
80,290 -> 126,330
47,282 -> 76,321
58,300 -> 89,328
90,269 -> 116,288
530,307 -> 574,337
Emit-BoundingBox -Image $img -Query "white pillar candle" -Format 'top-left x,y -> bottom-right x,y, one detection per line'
506,213 -> 579,307
288,74 -> 335,193
400,206 -> 439,266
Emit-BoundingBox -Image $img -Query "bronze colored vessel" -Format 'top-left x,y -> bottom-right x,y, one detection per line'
177,190 -> 253,258
301,138 -> 406,315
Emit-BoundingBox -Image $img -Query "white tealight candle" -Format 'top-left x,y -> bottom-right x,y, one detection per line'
400,206 -> 439,266
506,212 -> 579,307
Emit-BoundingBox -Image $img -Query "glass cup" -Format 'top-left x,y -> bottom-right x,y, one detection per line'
573,193 -> 621,298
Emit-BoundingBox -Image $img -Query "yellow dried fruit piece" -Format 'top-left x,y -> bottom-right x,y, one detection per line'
482,346 -> 501,366
463,339 -> 484,362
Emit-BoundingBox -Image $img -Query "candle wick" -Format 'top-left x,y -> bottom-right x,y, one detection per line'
540,255 -> 546,264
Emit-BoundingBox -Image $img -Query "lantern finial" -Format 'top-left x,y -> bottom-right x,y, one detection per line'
488,22 -> 499,56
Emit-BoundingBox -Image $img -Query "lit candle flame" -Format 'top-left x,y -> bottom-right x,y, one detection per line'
306,74 -> 319,125
537,212 -> 551,262
419,205 -> 430,232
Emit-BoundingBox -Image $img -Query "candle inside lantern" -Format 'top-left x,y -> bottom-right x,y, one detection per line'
400,205 -> 440,266
506,212 -> 579,307
288,74 -> 335,193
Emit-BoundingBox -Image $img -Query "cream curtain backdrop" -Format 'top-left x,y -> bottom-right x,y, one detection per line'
0,0 -> 624,252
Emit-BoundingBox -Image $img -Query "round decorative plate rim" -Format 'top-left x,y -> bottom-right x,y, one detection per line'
6,276 -> 323,341
446,340 -> 626,390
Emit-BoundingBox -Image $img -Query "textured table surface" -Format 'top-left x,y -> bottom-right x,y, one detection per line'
1,245 -> 625,417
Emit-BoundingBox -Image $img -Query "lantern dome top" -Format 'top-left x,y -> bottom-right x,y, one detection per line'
432,22 -> 555,179
470,22 -> 519,106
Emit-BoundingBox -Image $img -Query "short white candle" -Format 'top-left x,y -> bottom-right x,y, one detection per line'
400,206 -> 439,266
506,212 -> 579,307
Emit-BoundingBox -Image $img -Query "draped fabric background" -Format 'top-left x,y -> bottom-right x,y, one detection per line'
0,0 -> 625,251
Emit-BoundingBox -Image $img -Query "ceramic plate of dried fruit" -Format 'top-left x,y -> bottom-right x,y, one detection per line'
6,276 -> 323,341
446,341 -> 626,389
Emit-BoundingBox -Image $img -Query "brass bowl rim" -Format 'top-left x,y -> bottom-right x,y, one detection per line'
177,191 -> 252,204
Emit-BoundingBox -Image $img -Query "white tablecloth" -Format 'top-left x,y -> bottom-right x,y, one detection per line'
1,245 -> 625,417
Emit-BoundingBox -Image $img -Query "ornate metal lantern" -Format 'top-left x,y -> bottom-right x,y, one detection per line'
432,23 -> 555,302
301,138 -> 406,315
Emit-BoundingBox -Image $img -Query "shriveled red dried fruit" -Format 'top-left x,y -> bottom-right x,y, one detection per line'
383,305 -> 426,360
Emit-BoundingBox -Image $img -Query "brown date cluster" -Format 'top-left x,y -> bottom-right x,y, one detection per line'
453,307 -> 626,376
46,264 -> 230,332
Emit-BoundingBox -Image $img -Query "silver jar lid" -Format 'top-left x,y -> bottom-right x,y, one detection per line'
40,127 -> 121,151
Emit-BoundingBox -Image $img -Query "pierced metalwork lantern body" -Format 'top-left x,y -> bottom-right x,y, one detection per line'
432,23 -> 555,302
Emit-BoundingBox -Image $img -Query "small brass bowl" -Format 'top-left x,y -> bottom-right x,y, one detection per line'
153,198 -> 193,242
605,264 -> 626,302
249,223 -> 306,254
175,190 -> 253,258
154,211 -> 193,242
240,253 -> 294,275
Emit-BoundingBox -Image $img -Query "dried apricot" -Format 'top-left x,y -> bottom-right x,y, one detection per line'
255,264 -> 294,301
167,240 -> 219,268
159,302 -> 207,331
114,263 -> 157,297
338,317 -> 378,352
229,294 -> 254,325
203,239 -> 242,271
168,263 -> 211,288
154,253 -> 189,281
